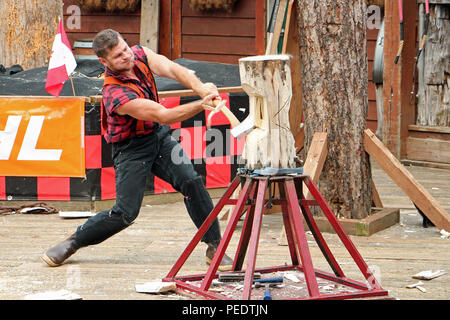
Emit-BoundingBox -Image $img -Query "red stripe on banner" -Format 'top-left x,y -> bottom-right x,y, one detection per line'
205,156 -> 231,188
85,135 -> 102,169
204,93 -> 231,126
37,177 -> 70,201
0,176 -> 5,200
160,97 -> 182,129
154,176 -> 176,194
101,167 -> 116,200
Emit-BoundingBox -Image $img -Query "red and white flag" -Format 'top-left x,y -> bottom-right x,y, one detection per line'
45,18 -> 77,97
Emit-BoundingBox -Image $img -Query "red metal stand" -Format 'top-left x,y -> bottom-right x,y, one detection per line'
163,173 -> 390,300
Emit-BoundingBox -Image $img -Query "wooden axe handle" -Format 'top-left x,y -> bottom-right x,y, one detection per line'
206,99 -> 241,128
220,106 -> 241,128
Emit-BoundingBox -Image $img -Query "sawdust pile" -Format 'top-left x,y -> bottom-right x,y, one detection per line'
74,0 -> 140,12
188,0 -> 238,13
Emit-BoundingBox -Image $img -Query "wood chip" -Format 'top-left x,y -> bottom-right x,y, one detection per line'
406,281 -> 424,289
416,286 -> 427,293
135,281 -> 176,294
283,272 -> 301,283
59,211 -> 96,218
412,270 -> 447,280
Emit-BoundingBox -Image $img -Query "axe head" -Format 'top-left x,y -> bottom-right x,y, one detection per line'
230,115 -> 255,139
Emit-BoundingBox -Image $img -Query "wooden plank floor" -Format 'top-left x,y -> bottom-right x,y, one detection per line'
0,162 -> 448,300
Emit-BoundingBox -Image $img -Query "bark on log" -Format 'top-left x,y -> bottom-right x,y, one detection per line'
239,54 -> 297,169
0,0 -> 62,69
296,0 -> 372,219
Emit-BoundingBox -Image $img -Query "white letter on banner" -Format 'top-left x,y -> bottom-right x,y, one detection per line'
17,116 -> 62,161
0,116 -> 22,160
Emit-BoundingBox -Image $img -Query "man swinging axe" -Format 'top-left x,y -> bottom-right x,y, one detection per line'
42,29 -> 233,271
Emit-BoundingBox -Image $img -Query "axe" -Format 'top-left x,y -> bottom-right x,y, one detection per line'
204,98 -> 255,139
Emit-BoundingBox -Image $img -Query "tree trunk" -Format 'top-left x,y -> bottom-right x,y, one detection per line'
296,0 -> 372,219
0,0 -> 62,69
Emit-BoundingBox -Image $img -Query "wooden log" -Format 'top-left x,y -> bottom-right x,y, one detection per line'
238,54 -> 296,169
364,129 -> 450,231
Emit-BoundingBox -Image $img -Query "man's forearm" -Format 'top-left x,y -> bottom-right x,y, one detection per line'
159,99 -> 204,125
171,64 -> 208,97
120,97 -> 204,125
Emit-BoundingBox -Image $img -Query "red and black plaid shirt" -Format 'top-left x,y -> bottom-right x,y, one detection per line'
102,45 -> 158,143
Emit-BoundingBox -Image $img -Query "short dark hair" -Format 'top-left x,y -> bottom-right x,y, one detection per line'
92,29 -> 122,58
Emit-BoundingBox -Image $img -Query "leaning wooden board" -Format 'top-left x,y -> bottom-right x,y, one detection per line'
364,129 -> 450,231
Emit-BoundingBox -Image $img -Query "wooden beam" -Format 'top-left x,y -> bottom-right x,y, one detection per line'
302,132 -> 328,200
255,0 -> 266,55
382,0 -> 417,158
364,129 -> 450,231
158,0 -> 171,58
268,0 -> 288,54
140,0 -> 160,52
371,181 -> 383,208
172,0 -> 182,59
294,124 -> 305,153
282,0 -> 303,138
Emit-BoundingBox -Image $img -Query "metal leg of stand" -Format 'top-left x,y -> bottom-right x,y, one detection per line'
165,176 -> 241,280
242,178 -> 269,300
283,178 -> 320,298
279,180 -> 300,266
200,178 -> 255,291
303,176 -> 383,290
233,182 -> 258,271
292,176 -> 345,278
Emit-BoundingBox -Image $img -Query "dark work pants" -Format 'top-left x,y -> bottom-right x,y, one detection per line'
73,124 -> 221,248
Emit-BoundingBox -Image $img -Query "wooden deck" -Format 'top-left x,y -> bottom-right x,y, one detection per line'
0,162 -> 448,300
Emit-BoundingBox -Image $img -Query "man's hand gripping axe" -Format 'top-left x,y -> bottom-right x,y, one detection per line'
204,98 -> 254,139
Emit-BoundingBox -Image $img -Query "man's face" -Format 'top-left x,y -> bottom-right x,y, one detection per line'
99,37 -> 134,73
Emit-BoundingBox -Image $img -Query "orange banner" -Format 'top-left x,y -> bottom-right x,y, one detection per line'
0,97 -> 85,177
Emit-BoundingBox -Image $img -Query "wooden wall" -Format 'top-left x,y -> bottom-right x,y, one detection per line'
176,0 -> 266,64
63,0 -> 141,48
